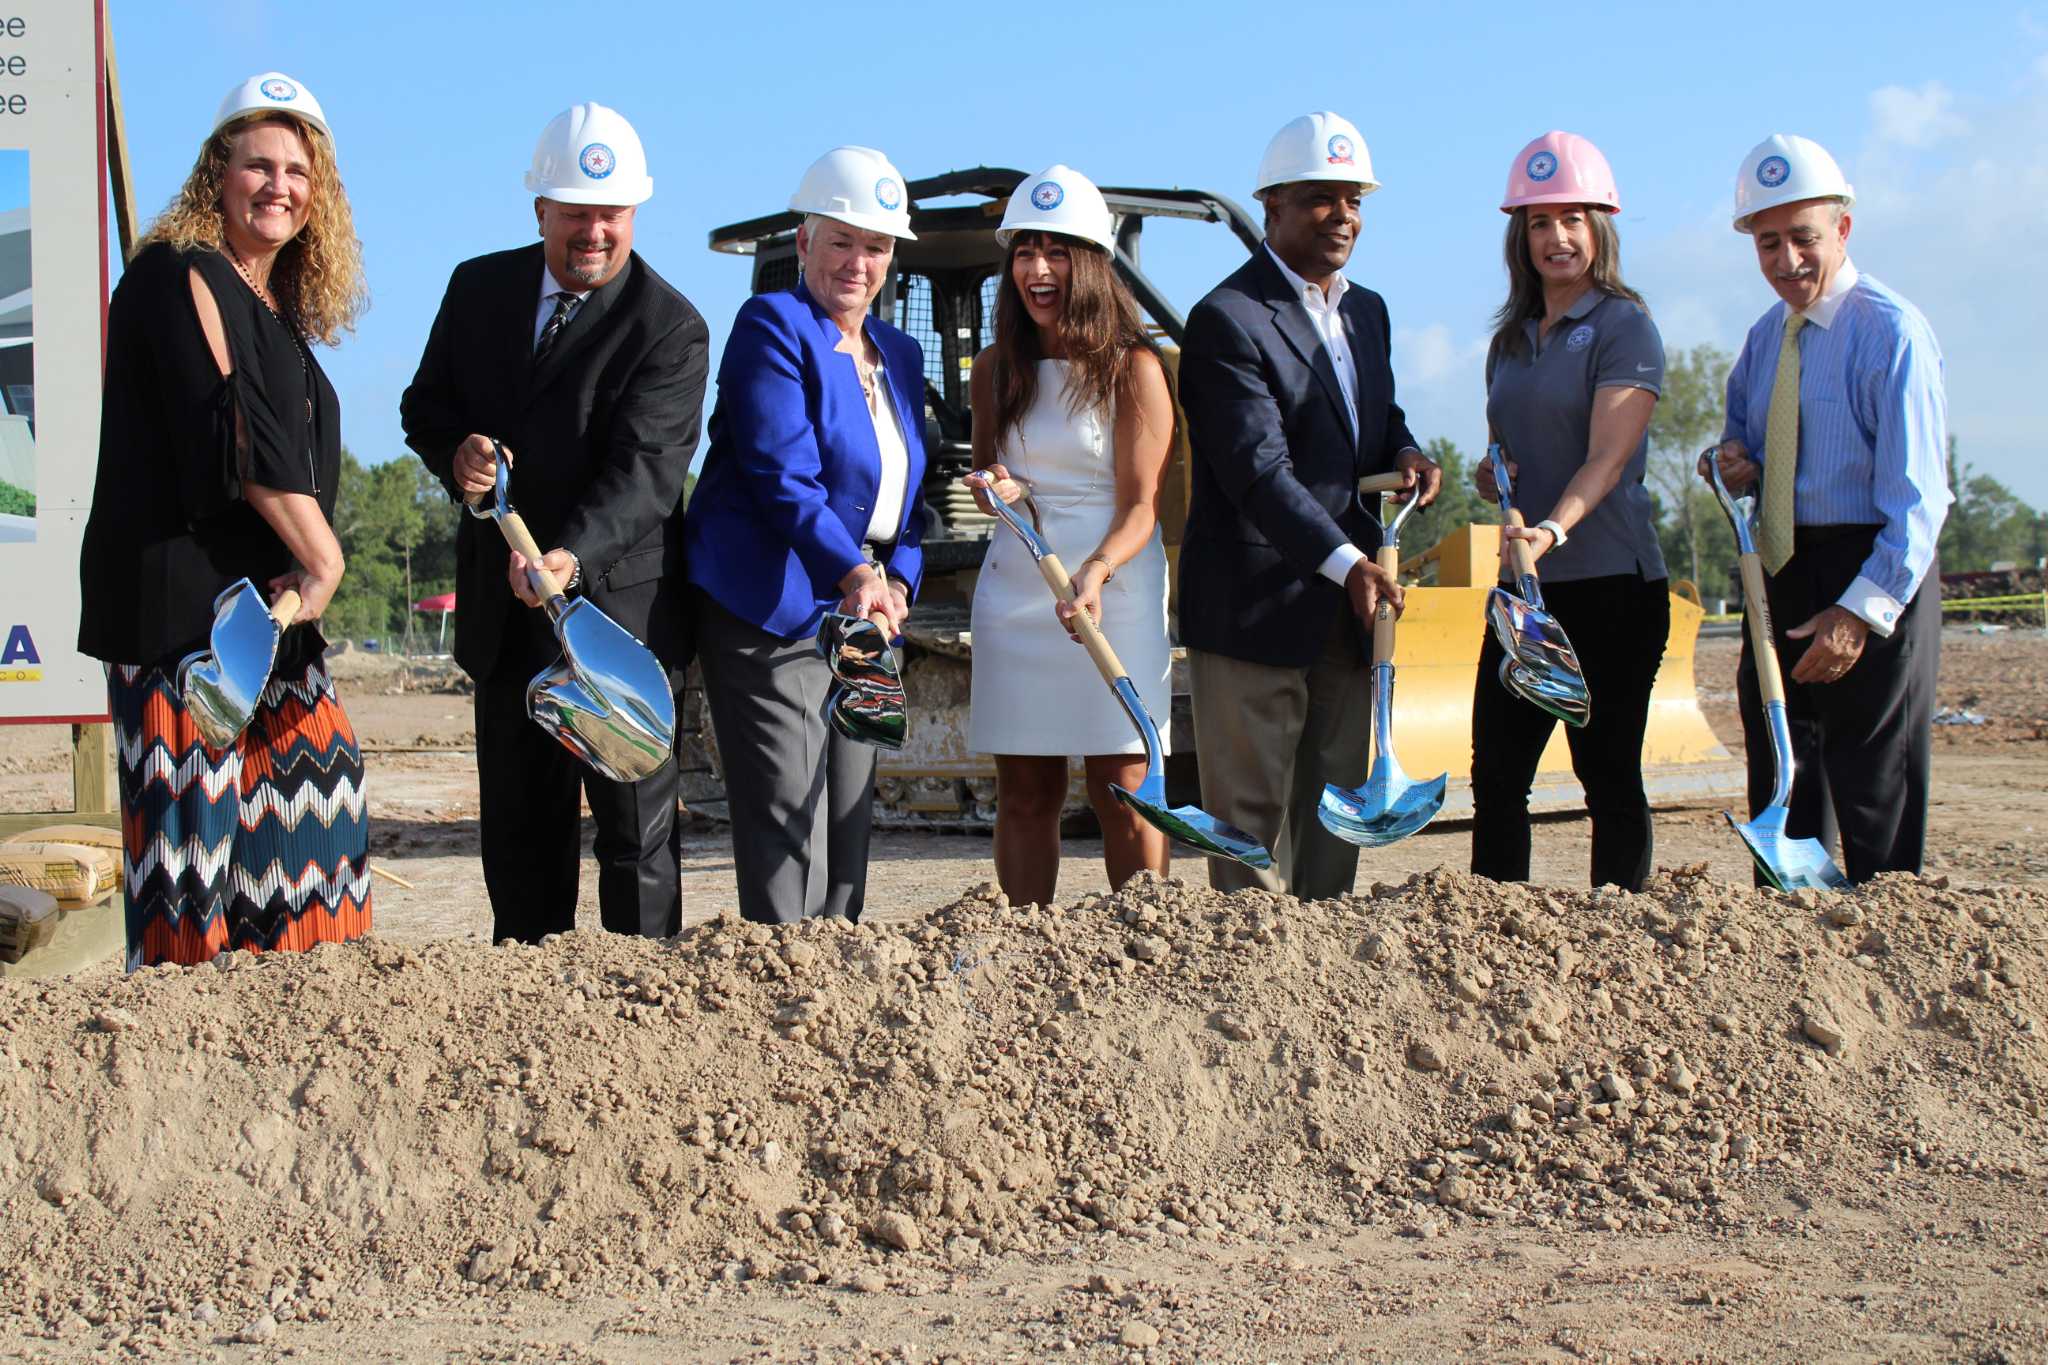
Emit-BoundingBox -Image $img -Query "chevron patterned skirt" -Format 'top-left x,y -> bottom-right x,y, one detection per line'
111,658 -> 372,970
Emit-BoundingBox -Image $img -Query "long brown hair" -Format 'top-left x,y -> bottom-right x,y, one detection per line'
1489,206 -> 1644,362
989,230 -> 1161,451
140,111 -> 368,346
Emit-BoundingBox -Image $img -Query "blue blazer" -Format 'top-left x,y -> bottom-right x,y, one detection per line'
685,287 -> 928,639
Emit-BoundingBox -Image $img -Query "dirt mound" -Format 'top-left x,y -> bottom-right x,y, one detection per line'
2,868 -> 2044,1347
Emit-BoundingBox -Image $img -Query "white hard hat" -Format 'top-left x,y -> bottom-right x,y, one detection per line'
996,165 -> 1117,254
789,145 -> 917,240
1254,111 -> 1379,198
1732,133 -> 1853,233
212,72 -> 330,142
525,102 -> 653,206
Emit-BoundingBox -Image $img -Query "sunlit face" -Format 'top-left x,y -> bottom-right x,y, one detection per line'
535,200 -> 635,290
1524,205 -> 1598,289
798,217 -> 896,319
1262,180 -> 1365,279
1747,198 -> 1851,313
1010,233 -> 1075,331
220,120 -> 313,256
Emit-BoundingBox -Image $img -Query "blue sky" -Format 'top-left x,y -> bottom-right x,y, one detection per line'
115,2 -> 2045,506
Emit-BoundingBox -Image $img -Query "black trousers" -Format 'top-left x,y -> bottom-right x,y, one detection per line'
1471,573 -> 1669,890
474,675 -> 682,943
1736,526 -> 1937,883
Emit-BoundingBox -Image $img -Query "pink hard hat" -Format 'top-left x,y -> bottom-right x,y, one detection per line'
1501,131 -> 1620,214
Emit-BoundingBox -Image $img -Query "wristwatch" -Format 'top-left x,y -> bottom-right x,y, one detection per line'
1536,518 -> 1569,548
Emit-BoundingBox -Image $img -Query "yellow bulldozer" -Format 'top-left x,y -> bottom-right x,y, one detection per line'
703,170 -> 1739,826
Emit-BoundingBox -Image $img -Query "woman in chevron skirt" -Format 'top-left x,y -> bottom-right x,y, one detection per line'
78,73 -> 372,968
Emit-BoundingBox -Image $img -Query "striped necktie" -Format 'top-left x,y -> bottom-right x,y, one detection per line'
1758,312 -> 1807,575
534,290 -> 577,364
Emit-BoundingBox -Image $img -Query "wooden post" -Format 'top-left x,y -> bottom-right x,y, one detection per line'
102,3 -> 139,261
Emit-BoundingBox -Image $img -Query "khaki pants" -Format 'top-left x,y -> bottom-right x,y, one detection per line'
1187,625 -> 1369,900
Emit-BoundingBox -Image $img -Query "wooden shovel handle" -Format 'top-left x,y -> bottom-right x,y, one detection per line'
269,590 -> 302,627
1034,553 -> 1129,683
497,509 -> 565,600
1500,507 -> 1539,582
1372,546 -> 1398,667
1357,471 -> 1409,495
1736,552 -> 1788,707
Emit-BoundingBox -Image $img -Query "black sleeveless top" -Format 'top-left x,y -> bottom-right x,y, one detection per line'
78,242 -> 342,669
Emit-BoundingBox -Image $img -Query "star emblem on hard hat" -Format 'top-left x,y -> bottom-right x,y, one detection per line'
1030,181 -> 1064,211
580,143 -> 615,179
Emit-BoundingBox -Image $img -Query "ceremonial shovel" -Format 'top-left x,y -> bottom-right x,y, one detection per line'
1485,443 -> 1591,727
1318,472 -> 1447,847
966,471 -> 1272,870
1705,458 -> 1849,892
468,445 -> 676,783
815,611 -> 908,750
178,578 -> 303,748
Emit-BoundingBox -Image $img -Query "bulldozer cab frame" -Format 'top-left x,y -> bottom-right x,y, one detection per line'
709,168 -> 1259,580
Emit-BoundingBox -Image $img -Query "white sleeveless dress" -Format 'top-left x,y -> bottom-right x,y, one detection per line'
968,360 -> 1172,757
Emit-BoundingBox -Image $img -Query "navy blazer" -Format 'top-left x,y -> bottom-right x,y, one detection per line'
1177,250 -> 1418,669
685,286 -> 927,640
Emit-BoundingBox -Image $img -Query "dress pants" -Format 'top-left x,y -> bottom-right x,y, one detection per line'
1736,526 -> 1937,883
1470,573 -> 1669,891
475,675 -> 682,943
693,589 -> 877,924
1188,616 -> 1369,900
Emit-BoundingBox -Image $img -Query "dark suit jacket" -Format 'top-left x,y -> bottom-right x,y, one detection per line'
400,245 -> 708,685
1177,249 -> 1419,668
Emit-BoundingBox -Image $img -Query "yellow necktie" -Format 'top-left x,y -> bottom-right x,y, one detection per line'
1759,312 -> 1807,575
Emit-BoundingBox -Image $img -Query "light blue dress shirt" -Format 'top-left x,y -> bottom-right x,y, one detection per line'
1721,262 -> 1951,636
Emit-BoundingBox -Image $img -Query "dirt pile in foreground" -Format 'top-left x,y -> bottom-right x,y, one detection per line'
2,868 -> 2045,1346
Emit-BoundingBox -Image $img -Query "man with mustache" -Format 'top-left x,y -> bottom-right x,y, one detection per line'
1177,111 -> 1441,899
401,102 -> 708,941
1703,134 -> 1951,882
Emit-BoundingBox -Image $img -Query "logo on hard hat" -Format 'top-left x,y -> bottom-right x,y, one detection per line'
259,78 -> 297,102
1030,181 -> 1065,211
1326,134 -> 1355,166
1527,151 -> 1558,182
1757,155 -> 1790,188
1565,324 -> 1595,353
579,143 -> 616,180
875,177 -> 903,212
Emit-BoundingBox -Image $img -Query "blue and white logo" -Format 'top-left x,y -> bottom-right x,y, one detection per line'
1757,155 -> 1790,188
259,77 -> 297,102
1565,324 -> 1595,352
875,177 -> 903,212
579,143 -> 616,180
1526,150 -> 1558,182
1030,180 -> 1064,211
1326,134 -> 1356,166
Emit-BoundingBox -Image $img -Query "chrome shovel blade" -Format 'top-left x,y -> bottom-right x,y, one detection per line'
1725,805 -> 1850,893
816,612 -> 907,750
1113,779 -> 1274,869
525,598 -> 678,783
1319,665 -> 1447,848
1488,590 -> 1592,726
176,578 -> 284,749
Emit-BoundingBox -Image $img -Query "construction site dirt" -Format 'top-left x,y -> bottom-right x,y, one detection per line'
0,627 -> 2044,1361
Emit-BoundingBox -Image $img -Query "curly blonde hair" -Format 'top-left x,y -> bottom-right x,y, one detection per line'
140,111 -> 368,345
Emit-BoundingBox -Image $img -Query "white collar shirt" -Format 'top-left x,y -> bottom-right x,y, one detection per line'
1795,258 -> 1859,330
534,267 -> 592,347
1264,243 -> 1358,440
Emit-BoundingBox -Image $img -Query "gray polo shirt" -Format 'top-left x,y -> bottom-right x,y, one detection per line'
1484,289 -> 1667,584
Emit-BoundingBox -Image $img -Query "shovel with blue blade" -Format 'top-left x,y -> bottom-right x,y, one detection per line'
1704,456 -> 1849,892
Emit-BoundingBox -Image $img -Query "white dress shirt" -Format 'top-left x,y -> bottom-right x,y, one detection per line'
1262,245 -> 1391,589
864,359 -> 911,545
533,267 -> 590,346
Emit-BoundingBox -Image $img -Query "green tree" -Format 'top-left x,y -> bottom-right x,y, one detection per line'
1646,344 -> 1738,601
1411,436 -> 1496,540
326,450 -> 462,650
1938,436 -> 2044,574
